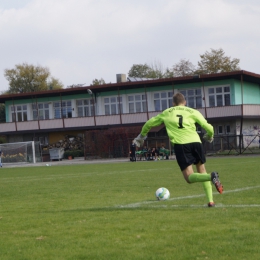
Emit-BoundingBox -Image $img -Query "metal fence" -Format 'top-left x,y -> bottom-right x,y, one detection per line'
203,134 -> 260,155
84,133 -> 260,159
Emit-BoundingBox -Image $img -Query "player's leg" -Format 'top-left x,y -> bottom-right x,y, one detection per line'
175,143 -> 222,194
181,165 -> 211,183
196,162 -> 214,205
130,150 -> 134,162
195,157 -> 224,195
181,162 -> 214,206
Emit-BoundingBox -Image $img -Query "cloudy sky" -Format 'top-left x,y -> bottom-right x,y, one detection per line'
0,0 -> 260,92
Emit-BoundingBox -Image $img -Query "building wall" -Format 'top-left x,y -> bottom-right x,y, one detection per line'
211,120 -> 236,135
233,80 -> 260,104
5,93 -> 92,122
175,79 -> 235,106
236,119 -> 260,148
8,135 -> 23,143
5,79 -> 260,123
243,82 -> 260,104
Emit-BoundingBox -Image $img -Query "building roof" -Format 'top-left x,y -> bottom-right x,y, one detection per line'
0,70 -> 259,103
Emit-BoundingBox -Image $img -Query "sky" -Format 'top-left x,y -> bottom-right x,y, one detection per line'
0,0 -> 260,92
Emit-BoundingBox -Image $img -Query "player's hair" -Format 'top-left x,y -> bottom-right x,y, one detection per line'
173,92 -> 186,106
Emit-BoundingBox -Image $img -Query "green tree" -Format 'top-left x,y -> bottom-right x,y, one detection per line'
4,63 -> 63,93
128,64 -> 159,79
197,48 -> 240,74
128,63 -> 170,79
47,77 -> 64,90
91,78 -> 106,86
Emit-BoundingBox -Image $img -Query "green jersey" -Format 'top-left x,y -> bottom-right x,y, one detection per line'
140,106 -> 214,145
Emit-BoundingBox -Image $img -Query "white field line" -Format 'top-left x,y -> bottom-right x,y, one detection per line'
136,204 -> 260,208
117,185 -> 260,208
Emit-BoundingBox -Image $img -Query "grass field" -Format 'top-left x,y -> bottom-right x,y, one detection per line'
0,156 -> 260,260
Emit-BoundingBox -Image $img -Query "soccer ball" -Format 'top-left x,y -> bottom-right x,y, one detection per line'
155,187 -> 170,201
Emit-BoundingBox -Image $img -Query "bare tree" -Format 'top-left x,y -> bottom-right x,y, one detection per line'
172,59 -> 196,77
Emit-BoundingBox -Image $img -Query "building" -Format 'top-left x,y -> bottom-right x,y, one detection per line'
0,70 -> 259,157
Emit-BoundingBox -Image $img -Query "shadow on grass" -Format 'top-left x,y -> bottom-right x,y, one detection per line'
47,202 -> 208,214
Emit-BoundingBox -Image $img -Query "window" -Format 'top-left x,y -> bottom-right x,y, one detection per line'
226,125 -> 231,134
53,101 -> 72,119
11,105 -> 28,122
76,99 -> 94,117
218,125 -> 223,135
40,137 -> 48,145
32,103 -> 49,120
33,136 -> 48,145
128,94 -> 147,113
179,89 -> 202,108
153,91 -> 173,111
208,86 -> 230,107
104,96 -> 122,115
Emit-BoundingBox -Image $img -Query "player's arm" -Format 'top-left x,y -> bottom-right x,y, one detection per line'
134,113 -> 164,147
194,111 -> 214,142
140,114 -> 164,136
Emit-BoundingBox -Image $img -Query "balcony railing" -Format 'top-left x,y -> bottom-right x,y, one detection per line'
0,105 -> 259,133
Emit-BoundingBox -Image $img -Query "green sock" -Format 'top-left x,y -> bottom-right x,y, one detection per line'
202,181 -> 214,203
188,173 -> 211,183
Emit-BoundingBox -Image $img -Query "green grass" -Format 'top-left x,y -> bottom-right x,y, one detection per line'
0,157 -> 260,260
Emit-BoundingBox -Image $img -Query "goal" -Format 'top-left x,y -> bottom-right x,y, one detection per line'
0,141 -> 42,164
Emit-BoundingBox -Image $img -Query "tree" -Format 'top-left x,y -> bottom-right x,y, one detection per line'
163,68 -> 174,78
128,64 -> 155,78
4,63 -> 63,94
91,78 -> 106,86
197,48 -> 240,74
171,59 -> 196,77
128,62 -> 172,79
149,60 -> 166,78
48,77 -> 64,90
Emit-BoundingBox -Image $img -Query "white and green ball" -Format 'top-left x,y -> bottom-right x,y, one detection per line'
155,187 -> 170,201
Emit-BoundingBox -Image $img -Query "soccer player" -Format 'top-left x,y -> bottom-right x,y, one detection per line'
129,140 -> 136,162
134,92 -> 223,207
0,150 -> 2,167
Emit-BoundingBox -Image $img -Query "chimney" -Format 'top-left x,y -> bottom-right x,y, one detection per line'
116,74 -> 127,83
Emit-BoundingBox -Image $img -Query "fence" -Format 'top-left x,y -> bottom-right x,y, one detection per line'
203,134 -> 260,155
84,132 -> 260,159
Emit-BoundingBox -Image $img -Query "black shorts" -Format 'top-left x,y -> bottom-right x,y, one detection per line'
174,142 -> 206,171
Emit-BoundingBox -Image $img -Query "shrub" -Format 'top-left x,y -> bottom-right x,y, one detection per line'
63,150 -> 84,159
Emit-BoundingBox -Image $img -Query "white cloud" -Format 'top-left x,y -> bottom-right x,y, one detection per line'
0,0 -> 260,91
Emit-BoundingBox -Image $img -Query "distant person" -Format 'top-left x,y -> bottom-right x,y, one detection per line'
0,150 -> 3,167
147,147 -> 152,160
129,140 -> 136,162
151,147 -> 159,161
142,145 -> 149,160
134,92 -> 223,207
159,145 -> 167,159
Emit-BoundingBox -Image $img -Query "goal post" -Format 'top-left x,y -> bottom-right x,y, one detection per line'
0,141 -> 42,164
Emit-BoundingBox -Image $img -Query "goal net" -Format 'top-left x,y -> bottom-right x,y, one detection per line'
0,141 -> 42,164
